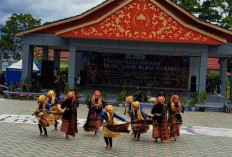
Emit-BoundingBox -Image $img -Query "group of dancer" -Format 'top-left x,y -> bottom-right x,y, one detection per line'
34,90 -> 77,139
34,89 -> 184,149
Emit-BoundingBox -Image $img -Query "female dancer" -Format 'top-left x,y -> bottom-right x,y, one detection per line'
151,96 -> 169,143
100,105 -> 128,149
60,91 -> 78,139
130,101 -> 148,141
168,95 -> 183,141
84,90 -> 105,134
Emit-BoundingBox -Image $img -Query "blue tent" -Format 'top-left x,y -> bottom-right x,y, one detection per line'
5,60 -> 40,84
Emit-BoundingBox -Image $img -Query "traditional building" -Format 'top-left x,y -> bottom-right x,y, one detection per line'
16,0 -> 232,95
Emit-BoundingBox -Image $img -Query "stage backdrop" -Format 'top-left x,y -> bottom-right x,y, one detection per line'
81,52 -> 189,89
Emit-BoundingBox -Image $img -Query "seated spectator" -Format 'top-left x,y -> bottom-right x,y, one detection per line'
144,90 -> 156,103
134,88 -> 142,102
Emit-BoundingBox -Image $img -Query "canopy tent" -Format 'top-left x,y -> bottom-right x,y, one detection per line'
6,60 -> 40,84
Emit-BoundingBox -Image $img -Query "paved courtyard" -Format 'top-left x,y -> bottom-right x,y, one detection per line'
0,98 -> 232,157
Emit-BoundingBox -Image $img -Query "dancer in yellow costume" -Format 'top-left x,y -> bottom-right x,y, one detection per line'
34,95 -> 52,137
51,97 -> 63,131
100,105 -> 128,149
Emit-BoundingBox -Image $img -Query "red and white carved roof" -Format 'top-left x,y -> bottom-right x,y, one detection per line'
16,0 -> 232,45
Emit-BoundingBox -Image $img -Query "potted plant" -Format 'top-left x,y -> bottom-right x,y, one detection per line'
189,92 -> 198,112
117,93 -> 124,107
188,98 -> 196,112
85,94 -> 92,104
199,90 -> 208,112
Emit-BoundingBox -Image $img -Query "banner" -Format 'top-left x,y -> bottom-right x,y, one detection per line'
82,52 -> 189,89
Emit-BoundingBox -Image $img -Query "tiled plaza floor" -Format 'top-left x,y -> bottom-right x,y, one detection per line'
0,98 -> 232,157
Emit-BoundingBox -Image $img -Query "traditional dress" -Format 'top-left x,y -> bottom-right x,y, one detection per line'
51,97 -> 63,130
168,95 -> 183,141
60,92 -> 78,139
83,90 -> 105,133
124,96 -> 133,117
100,105 -> 127,149
46,90 -> 56,127
130,101 -> 148,141
35,95 -> 52,136
151,96 -> 169,142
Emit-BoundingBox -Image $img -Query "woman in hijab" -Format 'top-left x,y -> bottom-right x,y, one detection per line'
60,91 -> 78,139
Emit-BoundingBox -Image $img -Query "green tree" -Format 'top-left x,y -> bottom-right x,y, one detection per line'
220,0 -> 232,29
171,0 -> 232,30
0,13 -> 41,60
172,0 -> 200,13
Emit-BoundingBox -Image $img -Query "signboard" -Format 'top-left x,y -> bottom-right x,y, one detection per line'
82,52 -> 189,89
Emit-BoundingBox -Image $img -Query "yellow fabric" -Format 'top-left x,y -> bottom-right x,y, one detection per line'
51,104 -> 63,120
105,105 -> 114,121
125,96 -> 133,104
103,119 -> 120,138
132,101 -> 144,120
37,95 -> 46,109
37,95 -> 46,104
47,90 -> 55,105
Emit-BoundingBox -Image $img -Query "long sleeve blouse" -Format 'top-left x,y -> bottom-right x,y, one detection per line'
100,112 -> 126,125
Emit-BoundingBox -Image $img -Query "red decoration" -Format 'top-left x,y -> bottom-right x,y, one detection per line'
58,0 -> 223,45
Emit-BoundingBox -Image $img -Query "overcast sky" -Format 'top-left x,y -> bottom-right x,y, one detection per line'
0,0 -> 106,25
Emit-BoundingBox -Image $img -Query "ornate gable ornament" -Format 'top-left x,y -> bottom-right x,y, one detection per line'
56,0 -> 226,45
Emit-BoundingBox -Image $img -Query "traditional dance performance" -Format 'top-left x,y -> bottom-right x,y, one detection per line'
130,101 -> 149,141
151,96 -> 170,143
34,95 -> 52,137
168,94 -> 183,141
100,105 -> 129,149
32,89 -> 184,146
83,90 -> 105,134
60,91 -> 78,139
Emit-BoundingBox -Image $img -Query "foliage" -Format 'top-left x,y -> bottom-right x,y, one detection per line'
172,0 -> 200,13
117,93 -> 124,104
180,96 -> 187,106
171,0 -> 232,30
33,47 -> 42,63
60,67 -> 68,84
74,86 -> 80,95
199,90 -> 208,104
188,92 -> 199,107
85,94 -> 92,103
207,72 -> 219,94
64,83 -> 70,94
0,13 -> 41,59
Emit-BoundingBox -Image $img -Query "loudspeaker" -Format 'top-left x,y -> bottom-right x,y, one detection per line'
190,76 -> 196,92
41,60 -> 54,89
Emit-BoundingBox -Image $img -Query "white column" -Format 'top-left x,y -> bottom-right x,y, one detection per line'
219,58 -> 227,96
68,41 -> 77,90
22,44 -> 34,81
198,51 -> 208,93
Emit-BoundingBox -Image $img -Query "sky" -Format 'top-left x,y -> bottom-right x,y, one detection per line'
0,0 -> 106,25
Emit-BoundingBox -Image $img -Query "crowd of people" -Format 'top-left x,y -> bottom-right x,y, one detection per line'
34,89 -> 184,149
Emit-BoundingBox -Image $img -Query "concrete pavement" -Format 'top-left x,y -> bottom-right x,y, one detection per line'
0,98 -> 232,157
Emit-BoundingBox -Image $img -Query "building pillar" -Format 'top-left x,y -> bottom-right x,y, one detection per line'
42,46 -> 49,60
0,50 -> 2,76
54,49 -> 60,70
68,41 -> 81,90
22,44 -> 34,81
219,58 -> 227,96
198,51 -> 208,93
